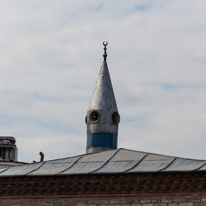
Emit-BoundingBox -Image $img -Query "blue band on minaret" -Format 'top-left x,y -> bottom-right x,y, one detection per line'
87,133 -> 118,148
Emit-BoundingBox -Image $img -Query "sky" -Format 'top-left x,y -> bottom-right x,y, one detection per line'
0,0 -> 206,162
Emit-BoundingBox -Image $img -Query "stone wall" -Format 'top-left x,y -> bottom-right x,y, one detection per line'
0,195 -> 206,206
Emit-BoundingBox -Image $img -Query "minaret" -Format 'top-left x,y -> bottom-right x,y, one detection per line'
86,42 -> 120,154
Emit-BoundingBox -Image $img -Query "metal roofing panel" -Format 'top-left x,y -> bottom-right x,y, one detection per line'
128,161 -> 173,172
110,149 -> 147,162
28,162 -> 74,175
144,154 -> 174,161
197,163 -> 206,171
0,162 -> 43,176
128,154 -> 175,172
94,161 -> 139,173
1,148 -> 206,176
0,167 -> 8,174
46,156 -> 80,163
79,150 -> 117,162
61,162 -> 105,174
163,158 -> 206,171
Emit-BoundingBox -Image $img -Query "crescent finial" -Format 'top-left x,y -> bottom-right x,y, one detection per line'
103,41 -> 108,61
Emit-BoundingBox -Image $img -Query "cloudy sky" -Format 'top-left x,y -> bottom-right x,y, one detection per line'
0,0 -> 206,162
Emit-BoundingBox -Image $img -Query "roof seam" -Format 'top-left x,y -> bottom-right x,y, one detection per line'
125,153 -> 148,173
159,158 -> 177,171
89,149 -> 121,174
58,155 -> 83,174
195,161 -> 206,171
25,162 -> 45,175
0,167 -> 9,174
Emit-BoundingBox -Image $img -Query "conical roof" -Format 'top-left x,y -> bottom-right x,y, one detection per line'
88,61 -> 118,111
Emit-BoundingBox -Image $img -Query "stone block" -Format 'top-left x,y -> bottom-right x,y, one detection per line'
22,202 -> 35,206
142,204 -> 153,206
34,202 -> 44,206
43,201 -> 54,206
110,200 -> 120,204
131,204 -> 142,206
168,203 -> 178,206
11,203 -> 21,206
127,200 -> 136,204
66,201 -> 79,205
162,199 -> 172,203
140,199 -> 151,204
81,201 -> 94,205
76,204 -> 86,206
55,201 -> 64,205
0,203 -> 9,206
116,204 -> 129,206
152,200 -> 160,203
194,203 -> 206,206
172,199 -> 187,203
120,200 -> 128,204
186,199 -> 200,203
128,200 -> 140,204
95,200 -> 109,204
154,203 -> 167,206
179,203 -> 193,206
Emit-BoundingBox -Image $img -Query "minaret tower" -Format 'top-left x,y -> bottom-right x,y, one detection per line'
86,42 -> 120,154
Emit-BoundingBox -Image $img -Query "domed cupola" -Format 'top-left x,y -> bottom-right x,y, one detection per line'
85,42 -> 120,154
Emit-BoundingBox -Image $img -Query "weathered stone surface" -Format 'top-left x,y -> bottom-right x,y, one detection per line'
11,204 -> 21,206
162,199 -> 172,203
110,200 -> 120,204
131,204 -> 142,206
116,204 -> 129,206
186,199 -> 200,203
43,201 -> 54,205
55,200 -> 64,205
22,202 -> 35,206
66,200 -> 80,205
95,200 -> 109,204
128,199 -> 139,204
152,199 -> 160,203
168,203 -> 178,206
2,196 -> 206,206
194,203 -> 206,206
120,200 -> 128,204
11,203 -> 21,206
154,203 -> 167,206
142,204 -> 153,206
0,203 -> 9,206
140,199 -> 151,204
179,203 -> 193,206
172,199 -> 187,203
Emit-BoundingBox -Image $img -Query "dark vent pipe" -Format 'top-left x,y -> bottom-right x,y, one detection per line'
39,152 -> 44,162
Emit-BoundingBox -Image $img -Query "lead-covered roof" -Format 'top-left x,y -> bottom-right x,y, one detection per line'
0,148 -> 206,176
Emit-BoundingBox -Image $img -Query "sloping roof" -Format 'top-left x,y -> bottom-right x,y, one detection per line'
0,148 -> 206,177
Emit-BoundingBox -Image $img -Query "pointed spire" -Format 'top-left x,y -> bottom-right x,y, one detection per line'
88,61 -> 118,111
88,42 -> 117,112
86,42 -> 120,154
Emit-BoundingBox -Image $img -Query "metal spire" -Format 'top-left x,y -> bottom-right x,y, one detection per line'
103,41 -> 108,61
86,42 -> 120,154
